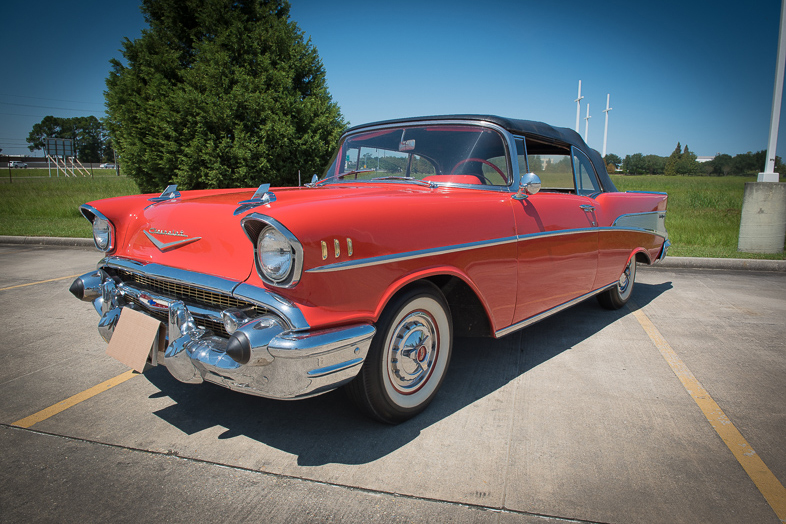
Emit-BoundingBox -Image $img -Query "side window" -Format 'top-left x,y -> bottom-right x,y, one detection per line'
515,138 -> 528,179
524,136 -> 575,193
572,148 -> 600,195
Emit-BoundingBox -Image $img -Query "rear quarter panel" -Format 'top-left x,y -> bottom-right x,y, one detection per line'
592,191 -> 668,288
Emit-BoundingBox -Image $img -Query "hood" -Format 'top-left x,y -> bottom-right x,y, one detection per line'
94,188 -> 256,282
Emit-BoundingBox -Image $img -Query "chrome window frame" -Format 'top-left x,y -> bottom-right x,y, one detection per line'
571,147 -> 602,197
321,119 -> 522,193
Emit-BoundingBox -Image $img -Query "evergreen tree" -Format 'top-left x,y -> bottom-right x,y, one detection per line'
677,144 -> 699,175
663,141 -> 699,175
664,142 -> 681,175
105,0 -> 346,192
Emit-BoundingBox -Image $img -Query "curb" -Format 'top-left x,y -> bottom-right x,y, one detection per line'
650,256 -> 786,272
1,235 -> 784,272
0,235 -> 94,248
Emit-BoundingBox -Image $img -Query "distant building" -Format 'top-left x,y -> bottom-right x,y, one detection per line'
696,156 -> 715,163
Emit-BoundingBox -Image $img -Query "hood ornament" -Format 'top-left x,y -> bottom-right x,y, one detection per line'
144,229 -> 201,251
234,183 -> 276,215
148,184 -> 181,203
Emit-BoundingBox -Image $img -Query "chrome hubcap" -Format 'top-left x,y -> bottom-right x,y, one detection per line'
618,261 -> 633,294
388,311 -> 438,394
619,268 -> 629,291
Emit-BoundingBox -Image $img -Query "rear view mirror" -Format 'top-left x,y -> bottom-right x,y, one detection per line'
513,172 -> 541,200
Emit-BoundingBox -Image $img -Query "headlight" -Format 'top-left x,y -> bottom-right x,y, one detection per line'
80,204 -> 115,253
92,216 -> 114,251
242,214 -> 304,288
257,226 -> 293,283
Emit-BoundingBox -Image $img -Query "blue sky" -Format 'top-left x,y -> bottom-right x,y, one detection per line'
1,0 -> 784,163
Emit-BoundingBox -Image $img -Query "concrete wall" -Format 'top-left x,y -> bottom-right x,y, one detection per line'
738,182 -> 786,253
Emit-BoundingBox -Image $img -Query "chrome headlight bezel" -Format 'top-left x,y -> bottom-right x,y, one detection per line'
241,214 -> 304,288
257,226 -> 294,283
80,204 -> 115,253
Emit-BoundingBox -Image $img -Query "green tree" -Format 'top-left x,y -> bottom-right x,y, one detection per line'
622,153 -> 644,174
664,142 -> 681,175
26,115 -> 109,163
706,153 -> 733,176
603,153 -> 622,168
105,0 -> 346,193
643,154 -> 666,174
664,142 -> 699,175
677,144 -> 700,175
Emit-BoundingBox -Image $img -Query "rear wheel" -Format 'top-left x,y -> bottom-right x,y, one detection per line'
598,257 -> 636,310
346,283 -> 452,424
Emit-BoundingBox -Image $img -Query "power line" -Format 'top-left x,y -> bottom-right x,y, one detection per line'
0,112 -> 103,118
0,93 -> 105,108
0,102 -> 103,112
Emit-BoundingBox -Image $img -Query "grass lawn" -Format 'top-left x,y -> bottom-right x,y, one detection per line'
0,175 -> 139,238
611,174 -> 784,259
0,172 -> 782,259
3,167 -> 119,179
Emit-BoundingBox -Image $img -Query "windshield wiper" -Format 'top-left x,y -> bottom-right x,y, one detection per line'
314,169 -> 376,185
372,176 -> 435,188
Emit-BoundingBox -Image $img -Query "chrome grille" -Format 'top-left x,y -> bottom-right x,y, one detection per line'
116,269 -> 267,338
119,270 -> 253,310
125,294 -> 228,335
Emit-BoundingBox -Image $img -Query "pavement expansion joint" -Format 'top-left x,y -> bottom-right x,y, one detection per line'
1,422 -> 610,524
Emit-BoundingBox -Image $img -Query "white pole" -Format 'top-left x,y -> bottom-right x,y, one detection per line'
575,80 -> 584,133
602,93 -> 612,158
584,103 -> 591,142
760,0 -> 786,182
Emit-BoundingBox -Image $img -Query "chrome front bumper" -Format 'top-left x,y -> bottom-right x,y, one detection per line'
71,267 -> 375,400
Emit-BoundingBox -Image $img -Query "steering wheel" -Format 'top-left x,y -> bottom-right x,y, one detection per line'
452,158 -> 507,184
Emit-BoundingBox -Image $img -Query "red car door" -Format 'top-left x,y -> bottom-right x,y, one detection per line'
509,193 -> 599,325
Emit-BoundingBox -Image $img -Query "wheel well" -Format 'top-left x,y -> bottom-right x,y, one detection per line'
424,275 -> 493,338
635,250 -> 652,265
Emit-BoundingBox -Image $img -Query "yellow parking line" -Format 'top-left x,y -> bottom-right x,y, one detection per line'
0,274 -> 82,292
628,301 -> 786,523
12,370 -> 138,428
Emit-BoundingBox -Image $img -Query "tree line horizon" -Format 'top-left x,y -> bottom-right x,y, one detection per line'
604,145 -> 784,177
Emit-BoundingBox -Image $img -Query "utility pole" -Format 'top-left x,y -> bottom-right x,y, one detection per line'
761,0 -> 786,182
602,94 -> 612,158
584,103 -> 591,142
574,80 -> 584,133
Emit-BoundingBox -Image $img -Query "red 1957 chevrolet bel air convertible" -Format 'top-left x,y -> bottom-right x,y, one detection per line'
70,115 -> 668,423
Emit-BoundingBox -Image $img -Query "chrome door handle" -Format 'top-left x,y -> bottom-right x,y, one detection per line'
579,204 -> 597,226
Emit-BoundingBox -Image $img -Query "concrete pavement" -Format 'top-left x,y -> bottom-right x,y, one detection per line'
0,244 -> 784,523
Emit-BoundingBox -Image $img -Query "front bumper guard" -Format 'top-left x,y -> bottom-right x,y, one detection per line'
72,270 -> 376,400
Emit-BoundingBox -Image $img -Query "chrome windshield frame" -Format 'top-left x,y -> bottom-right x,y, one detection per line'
319,118 -> 522,194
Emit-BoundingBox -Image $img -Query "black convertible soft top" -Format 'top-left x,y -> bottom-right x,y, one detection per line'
348,114 -> 617,192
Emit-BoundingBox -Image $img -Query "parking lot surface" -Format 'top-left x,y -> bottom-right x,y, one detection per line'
1,244 -> 784,523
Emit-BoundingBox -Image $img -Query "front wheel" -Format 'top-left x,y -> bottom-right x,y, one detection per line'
598,257 -> 636,310
346,283 -> 452,424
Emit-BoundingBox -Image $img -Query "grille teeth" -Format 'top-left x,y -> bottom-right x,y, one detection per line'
116,270 -> 265,337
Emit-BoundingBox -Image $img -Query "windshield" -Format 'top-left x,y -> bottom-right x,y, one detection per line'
321,124 -> 511,187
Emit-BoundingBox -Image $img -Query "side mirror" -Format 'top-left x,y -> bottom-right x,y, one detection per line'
513,172 -> 541,200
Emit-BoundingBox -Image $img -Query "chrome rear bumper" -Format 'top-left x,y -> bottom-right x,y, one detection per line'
71,269 -> 375,400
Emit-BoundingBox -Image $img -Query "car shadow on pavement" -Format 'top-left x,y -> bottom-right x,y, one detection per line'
144,280 -> 672,467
